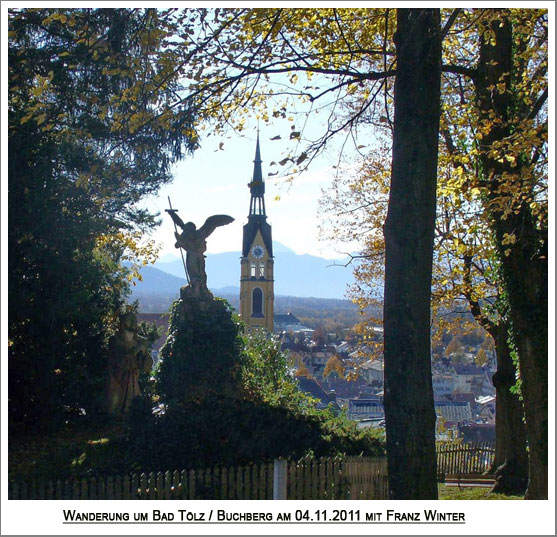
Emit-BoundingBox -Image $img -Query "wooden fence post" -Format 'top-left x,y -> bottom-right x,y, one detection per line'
273,459 -> 287,500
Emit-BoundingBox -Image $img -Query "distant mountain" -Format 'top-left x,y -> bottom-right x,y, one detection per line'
157,252 -> 184,263
272,241 -> 296,254
153,241 -> 354,299
214,285 -> 241,294
127,265 -> 240,303
131,266 -> 187,294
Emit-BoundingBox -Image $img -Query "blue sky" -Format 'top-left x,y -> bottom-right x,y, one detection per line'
142,126 -> 358,261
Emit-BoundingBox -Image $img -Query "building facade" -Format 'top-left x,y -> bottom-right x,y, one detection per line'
239,135 -> 274,331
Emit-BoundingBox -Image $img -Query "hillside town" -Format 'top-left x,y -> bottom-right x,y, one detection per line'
277,313 -> 496,442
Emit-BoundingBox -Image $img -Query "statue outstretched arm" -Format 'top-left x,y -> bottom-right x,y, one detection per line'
166,209 -> 186,230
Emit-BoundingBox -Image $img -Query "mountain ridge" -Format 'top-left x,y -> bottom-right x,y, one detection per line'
128,264 -> 361,324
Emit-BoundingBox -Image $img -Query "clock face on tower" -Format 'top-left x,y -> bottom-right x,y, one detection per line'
251,245 -> 265,259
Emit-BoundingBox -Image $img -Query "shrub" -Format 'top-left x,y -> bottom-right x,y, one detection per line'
127,394 -> 384,471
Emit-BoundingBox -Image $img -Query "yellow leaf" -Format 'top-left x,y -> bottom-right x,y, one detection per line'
502,233 -> 516,246
76,173 -> 89,189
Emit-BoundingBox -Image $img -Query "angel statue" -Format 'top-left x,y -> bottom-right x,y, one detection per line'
166,210 -> 234,295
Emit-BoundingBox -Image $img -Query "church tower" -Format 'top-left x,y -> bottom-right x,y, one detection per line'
240,134 -> 274,332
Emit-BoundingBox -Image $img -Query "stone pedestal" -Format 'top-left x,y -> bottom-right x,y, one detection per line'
156,285 -> 242,404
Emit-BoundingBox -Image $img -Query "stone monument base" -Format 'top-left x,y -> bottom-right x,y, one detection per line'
156,285 -> 242,404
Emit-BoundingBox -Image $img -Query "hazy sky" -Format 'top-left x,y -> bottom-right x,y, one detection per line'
142,127 -> 358,260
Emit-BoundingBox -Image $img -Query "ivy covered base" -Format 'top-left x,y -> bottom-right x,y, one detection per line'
156,286 -> 242,404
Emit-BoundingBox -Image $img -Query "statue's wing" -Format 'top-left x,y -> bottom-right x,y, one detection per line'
198,214 -> 234,238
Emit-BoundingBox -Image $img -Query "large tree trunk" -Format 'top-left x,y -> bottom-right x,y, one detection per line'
476,11 -> 548,499
490,323 -> 528,495
383,8 -> 441,500
463,265 -> 529,495
491,209 -> 547,500
489,200 -> 548,501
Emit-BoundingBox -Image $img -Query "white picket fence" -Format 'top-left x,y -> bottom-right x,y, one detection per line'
9,456 -> 388,500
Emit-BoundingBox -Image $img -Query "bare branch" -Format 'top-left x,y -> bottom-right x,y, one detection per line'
527,88 -> 548,121
462,254 -> 497,337
440,8 -> 462,40
326,252 -> 371,269
442,64 -> 477,82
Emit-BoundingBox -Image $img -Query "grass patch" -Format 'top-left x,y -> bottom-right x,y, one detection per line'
8,421 -> 131,482
438,484 -> 523,500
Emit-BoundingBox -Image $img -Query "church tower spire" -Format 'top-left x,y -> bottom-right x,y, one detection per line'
249,132 -> 266,217
240,134 -> 274,332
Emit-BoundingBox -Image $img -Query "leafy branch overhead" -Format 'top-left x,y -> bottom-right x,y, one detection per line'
9,8 -> 199,230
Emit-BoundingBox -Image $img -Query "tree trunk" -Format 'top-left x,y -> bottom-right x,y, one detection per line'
491,209 -> 547,500
463,273 -> 528,495
475,11 -> 548,499
489,201 -> 548,501
463,256 -> 528,494
383,8 -> 441,500
490,323 -> 528,495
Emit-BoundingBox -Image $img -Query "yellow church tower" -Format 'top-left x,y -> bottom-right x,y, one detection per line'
240,134 -> 274,332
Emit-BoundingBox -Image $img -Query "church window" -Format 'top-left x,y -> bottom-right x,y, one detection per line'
252,287 -> 263,317
251,262 -> 256,278
258,262 -> 265,278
